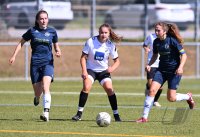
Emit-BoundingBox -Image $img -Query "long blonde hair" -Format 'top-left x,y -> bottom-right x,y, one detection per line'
155,22 -> 184,45
99,23 -> 123,43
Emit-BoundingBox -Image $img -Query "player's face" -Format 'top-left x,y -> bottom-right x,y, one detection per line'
99,27 -> 110,43
155,25 -> 166,40
37,13 -> 49,29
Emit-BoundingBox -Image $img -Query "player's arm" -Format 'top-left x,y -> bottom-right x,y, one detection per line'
176,52 -> 187,75
53,42 -> 61,57
80,52 -> 88,79
145,53 -> 158,72
9,38 -> 26,64
107,58 -> 120,73
143,44 -> 150,54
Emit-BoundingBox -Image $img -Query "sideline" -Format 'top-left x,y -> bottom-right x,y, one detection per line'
0,129 -> 177,137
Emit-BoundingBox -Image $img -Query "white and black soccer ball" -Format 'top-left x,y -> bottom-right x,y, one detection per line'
96,112 -> 111,127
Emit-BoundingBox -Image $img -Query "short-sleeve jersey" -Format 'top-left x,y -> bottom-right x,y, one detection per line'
22,26 -> 58,66
82,36 -> 118,72
143,33 -> 159,67
153,36 -> 185,72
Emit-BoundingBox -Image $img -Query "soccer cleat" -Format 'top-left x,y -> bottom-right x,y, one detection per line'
136,117 -> 148,123
72,114 -> 82,121
72,111 -> 82,121
153,102 -> 161,107
40,112 -> 49,122
33,97 -> 40,106
187,92 -> 195,109
114,114 -> 122,122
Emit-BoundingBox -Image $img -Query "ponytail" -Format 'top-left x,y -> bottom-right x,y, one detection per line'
155,22 -> 183,45
167,23 -> 184,44
99,23 -> 123,43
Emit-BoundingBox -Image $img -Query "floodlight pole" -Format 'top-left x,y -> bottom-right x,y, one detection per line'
90,0 -> 96,37
141,0 -> 149,79
37,0 -> 43,10
195,0 -> 200,78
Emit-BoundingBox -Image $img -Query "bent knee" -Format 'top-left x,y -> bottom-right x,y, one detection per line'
167,96 -> 176,102
149,89 -> 157,96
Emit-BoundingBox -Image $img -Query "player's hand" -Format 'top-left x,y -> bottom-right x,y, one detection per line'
55,51 -> 61,57
144,47 -> 150,54
9,56 -> 15,65
107,66 -> 113,73
145,65 -> 151,72
81,71 -> 88,80
176,67 -> 183,75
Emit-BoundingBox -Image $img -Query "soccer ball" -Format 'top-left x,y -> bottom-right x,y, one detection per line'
96,112 -> 111,127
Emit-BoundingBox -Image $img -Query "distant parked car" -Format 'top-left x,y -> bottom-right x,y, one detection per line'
1,0 -> 74,29
104,0 -> 194,30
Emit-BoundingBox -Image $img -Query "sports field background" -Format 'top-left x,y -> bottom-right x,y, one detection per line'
0,79 -> 199,137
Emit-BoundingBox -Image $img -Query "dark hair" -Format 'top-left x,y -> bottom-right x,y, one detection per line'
35,10 -> 48,27
99,23 -> 123,43
154,22 -> 184,44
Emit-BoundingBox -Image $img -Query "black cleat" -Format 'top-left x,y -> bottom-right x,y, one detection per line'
72,111 -> 82,121
114,114 -> 122,122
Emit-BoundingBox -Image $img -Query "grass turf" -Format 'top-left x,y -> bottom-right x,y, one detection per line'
0,79 -> 199,137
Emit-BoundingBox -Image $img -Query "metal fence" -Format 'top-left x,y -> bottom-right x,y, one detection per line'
0,0 -> 200,79
0,42 -> 199,80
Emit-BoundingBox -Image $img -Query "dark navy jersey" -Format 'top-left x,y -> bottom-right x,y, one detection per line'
22,26 -> 58,66
153,36 -> 185,73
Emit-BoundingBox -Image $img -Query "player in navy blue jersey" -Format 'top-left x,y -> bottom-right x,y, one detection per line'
9,10 -> 61,122
72,23 -> 123,122
136,22 -> 195,123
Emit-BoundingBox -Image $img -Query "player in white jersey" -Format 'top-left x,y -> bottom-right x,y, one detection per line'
72,23 -> 123,122
143,33 -> 162,107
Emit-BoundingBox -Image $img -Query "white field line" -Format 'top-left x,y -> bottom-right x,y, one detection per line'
0,103 -> 200,110
0,91 -> 200,97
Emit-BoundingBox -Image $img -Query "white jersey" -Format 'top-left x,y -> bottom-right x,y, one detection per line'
143,33 -> 159,68
83,36 -> 118,72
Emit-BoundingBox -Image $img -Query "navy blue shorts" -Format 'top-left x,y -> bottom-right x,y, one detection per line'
153,70 -> 181,90
30,65 -> 54,84
87,69 -> 111,83
147,67 -> 158,79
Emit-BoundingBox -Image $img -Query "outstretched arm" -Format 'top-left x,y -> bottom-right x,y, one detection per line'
9,38 -> 26,64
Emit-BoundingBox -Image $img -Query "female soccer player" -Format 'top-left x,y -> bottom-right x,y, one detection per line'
143,33 -> 162,107
137,22 -> 195,123
9,10 -> 61,122
72,23 -> 122,122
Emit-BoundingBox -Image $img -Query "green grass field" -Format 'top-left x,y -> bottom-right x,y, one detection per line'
0,79 -> 199,137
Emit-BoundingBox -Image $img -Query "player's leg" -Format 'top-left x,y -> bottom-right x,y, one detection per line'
39,65 -> 54,122
136,70 -> 163,123
72,70 -> 94,121
147,67 -> 162,107
99,73 -> 121,122
30,66 -> 43,106
167,74 -> 195,109
40,75 -> 52,122
32,82 -> 43,106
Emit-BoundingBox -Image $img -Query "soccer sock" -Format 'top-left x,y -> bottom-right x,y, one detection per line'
108,93 -> 118,114
154,89 -> 162,102
143,95 -> 154,119
78,91 -> 88,112
43,93 -> 51,111
176,93 -> 190,101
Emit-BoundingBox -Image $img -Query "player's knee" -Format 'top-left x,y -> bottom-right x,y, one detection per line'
149,89 -> 157,96
167,96 -> 176,102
